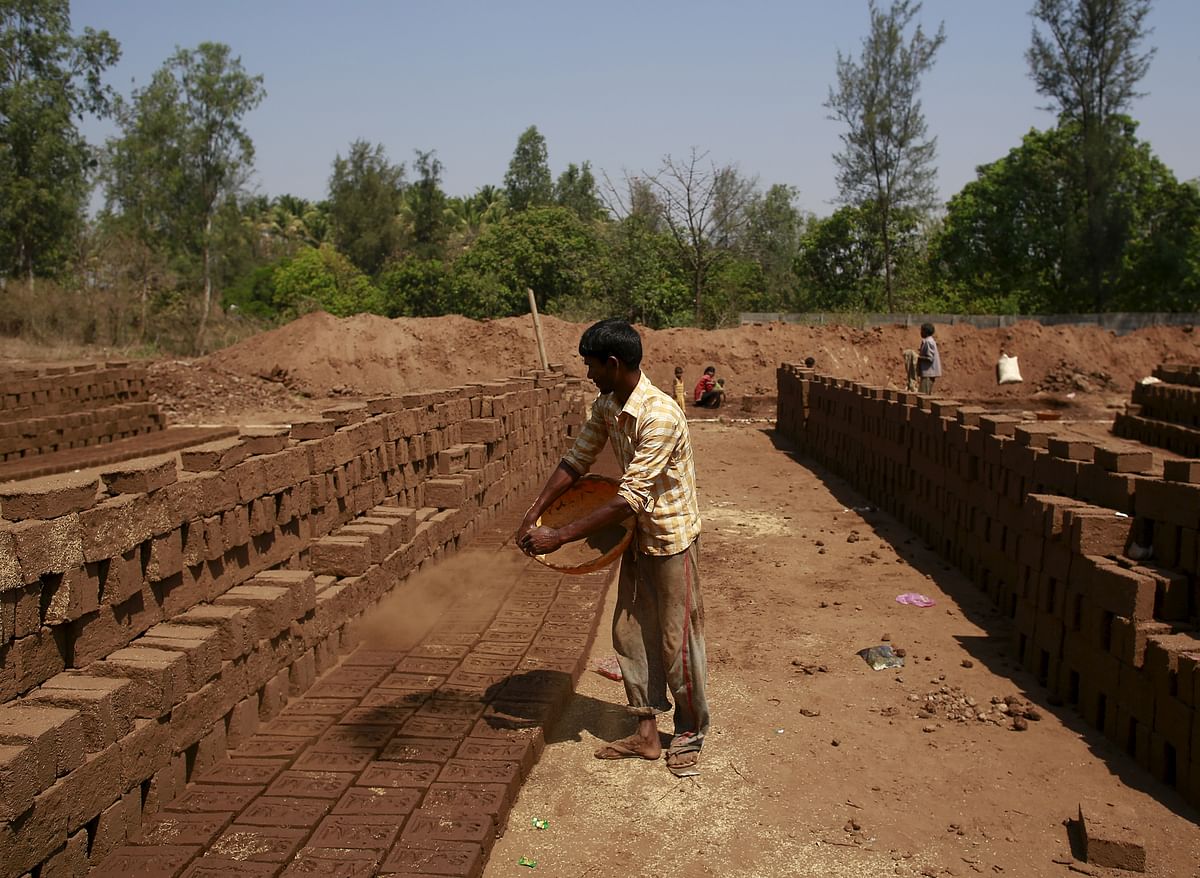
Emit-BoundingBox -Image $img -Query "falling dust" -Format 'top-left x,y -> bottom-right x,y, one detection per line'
357,545 -> 533,650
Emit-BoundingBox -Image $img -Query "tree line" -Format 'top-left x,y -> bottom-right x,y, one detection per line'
1,0 -> 1197,354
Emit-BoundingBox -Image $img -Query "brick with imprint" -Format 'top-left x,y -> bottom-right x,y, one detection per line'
357,759 -> 441,788
422,781 -> 509,822
379,735 -> 458,763
342,648 -> 407,667
91,844 -> 200,877
399,714 -> 476,739
265,769 -> 356,799
166,784 -> 263,813
310,814 -> 402,850
209,824 -> 307,862
470,641 -> 527,658
180,859 -> 279,877
378,840 -> 484,878
340,705 -> 414,726
236,736 -> 308,759
438,758 -> 521,797
259,715 -> 336,739
401,808 -> 494,852
139,811 -> 234,847
414,699 -> 486,720
318,723 -> 395,749
292,746 -> 379,773
332,784 -> 422,816
280,697 -> 358,717
395,656 -> 460,676
360,689 -> 429,708
280,846 -> 380,877
379,671 -> 445,691
235,795 -> 332,828
191,759 -> 287,787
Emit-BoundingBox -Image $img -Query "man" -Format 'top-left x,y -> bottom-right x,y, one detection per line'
917,322 -> 942,394
693,366 -> 722,408
517,319 -> 709,777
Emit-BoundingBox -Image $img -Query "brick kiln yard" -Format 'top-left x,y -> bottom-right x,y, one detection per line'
0,317 -> 1198,877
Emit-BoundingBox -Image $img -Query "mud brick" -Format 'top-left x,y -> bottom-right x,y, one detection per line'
221,505 -> 250,548
378,671 -> 444,692
496,669 -> 573,704
0,477 -> 98,522
0,743 -> 42,819
1135,478 -> 1200,529
90,646 -> 189,718
395,656 -> 460,676
339,706 -> 414,727
215,585 -> 294,639
422,782 -> 509,826
437,759 -> 520,799
1144,632 -> 1200,691
175,605 -> 253,661
181,438 -> 247,472
309,815 -> 401,851
401,809 -> 494,853
1093,445 -> 1154,473
180,859 -> 279,877
11,514 -> 82,579
141,623 -> 223,689
26,673 -> 134,752
471,641 -> 526,659
165,783 -> 263,814
1080,560 -> 1156,620
378,841 -> 484,878
1162,458 -> 1200,484
140,811 -> 235,848
142,528 -> 183,583
414,699 -> 486,721
332,785 -> 423,819
292,746 -> 378,773
424,478 -> 469,509
118,717 -> 172,788
370,505 -> 418,543
209,824 -> 308,862
262,769 -> 354,800
41,825 -> 88,877
91,844 -> 200,877
251,569 -> 317,615
1078,801 -> 1146,872
281,847 -> 380,877
483,698 -> 556,730
259,715 -> 335,738
0,702 -> 84,780
100,458 -> 178,496
318,723 -> 395,749
192,758 -> 285,787
343,647 -> 406,667
357,760 -> 441,789
461,418 -> 503,444
281,696 -> 357,717
1066,509 -> 1132,556
379,735 -> 458,763
1136,565 -> 1190,620
311,665 -> 389,697
310,535 -> 373,577
396,715 -> 474,739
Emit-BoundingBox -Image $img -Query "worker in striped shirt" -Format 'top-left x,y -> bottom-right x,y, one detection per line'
517,318 -> 709,777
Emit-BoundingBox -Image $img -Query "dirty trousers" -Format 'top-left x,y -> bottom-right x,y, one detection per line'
612,538 -> 709,754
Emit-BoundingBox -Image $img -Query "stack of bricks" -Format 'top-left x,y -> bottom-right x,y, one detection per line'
0,363 -> 163,463
0,368 -> 589,877
1114,362 -> 1200,457
776,363 -> 1200,808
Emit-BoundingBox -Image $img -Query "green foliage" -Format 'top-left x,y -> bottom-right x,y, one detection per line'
223,261 -> 283,319
742,184 -> 804,311
825,0 -> 945,311
272,245 -> 384,317
594,215 -> 691,328
328,140 -> 405,276
378,257 -> 451,317
554,162 -> 603,221
0,0 -> 120,281
402,150 -> 449,259
932,119 -> 1200,312
504,126 -> 552,211
450,206 -> 602,318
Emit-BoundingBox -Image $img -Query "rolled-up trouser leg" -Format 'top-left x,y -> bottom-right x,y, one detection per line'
647,539 -> 709,753
612,547 -> 670,717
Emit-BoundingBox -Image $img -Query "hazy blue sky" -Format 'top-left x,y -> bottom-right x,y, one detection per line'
74,0 -> 1200,217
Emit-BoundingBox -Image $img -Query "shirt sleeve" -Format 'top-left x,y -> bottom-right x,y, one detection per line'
616,406 -> 677,513
560,396 -> 608,476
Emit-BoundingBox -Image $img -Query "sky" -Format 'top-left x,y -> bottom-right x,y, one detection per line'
74,0 -> 1200,218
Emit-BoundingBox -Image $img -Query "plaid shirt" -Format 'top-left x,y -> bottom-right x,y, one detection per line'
561,372 -> 701,556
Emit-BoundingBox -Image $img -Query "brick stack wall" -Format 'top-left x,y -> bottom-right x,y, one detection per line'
0,368 -> 589,877
777,363 -> 1200,808
0,363 -> 164,463
1114,362 -> 1200,457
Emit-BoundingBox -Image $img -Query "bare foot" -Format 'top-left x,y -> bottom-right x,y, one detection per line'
594,734 -> 662,760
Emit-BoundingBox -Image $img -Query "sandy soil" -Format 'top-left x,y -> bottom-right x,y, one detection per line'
483,421 -> 1200,878
130,312 -> 1199,423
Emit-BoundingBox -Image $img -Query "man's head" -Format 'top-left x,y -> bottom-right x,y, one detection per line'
578,318 -> 642,394
704,366 -> 716,376
804,356 -> 815,368
921,323 -> 935,338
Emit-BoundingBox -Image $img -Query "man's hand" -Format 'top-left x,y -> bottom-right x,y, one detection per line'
518,525 -> 564,557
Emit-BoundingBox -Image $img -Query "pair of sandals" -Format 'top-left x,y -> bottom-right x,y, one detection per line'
594,736 -> 701,777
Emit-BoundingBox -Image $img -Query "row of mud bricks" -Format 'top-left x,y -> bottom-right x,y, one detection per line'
777,365 -> 1200,809
1114,362 -> 1200,457
0,368 -> 589,877
1,364 -> 163,463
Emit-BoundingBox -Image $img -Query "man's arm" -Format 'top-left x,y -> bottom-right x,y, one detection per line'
515,461 -> 581,546
517,483 -> 634,556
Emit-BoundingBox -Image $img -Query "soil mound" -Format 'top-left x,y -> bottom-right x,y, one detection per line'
204,311 -> 1196,403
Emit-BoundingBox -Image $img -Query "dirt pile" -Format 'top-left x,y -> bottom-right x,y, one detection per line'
139,311 -> 1198,421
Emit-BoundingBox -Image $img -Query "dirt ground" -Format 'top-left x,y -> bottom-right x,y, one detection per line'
484,421 -> 1200,878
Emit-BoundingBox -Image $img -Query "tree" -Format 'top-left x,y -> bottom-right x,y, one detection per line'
327,140 -> 405,277
742,184 -> 804,310
645,149 -> 755,325
554,161 -> 602,221
271,244 -> 384,317
504,125 -> 552,211
402,149 -> 447,258
104,41 -> 264,349
1027,0 -> 1155,309
932,118 -> 1200,312
825,0 -> 945,312
0,0 -> 119,286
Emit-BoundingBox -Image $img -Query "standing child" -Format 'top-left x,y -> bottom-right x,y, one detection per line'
673,366 -> 686,410
917,323 -> 942,394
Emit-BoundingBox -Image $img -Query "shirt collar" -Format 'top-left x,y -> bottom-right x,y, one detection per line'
617,371 -> 653,421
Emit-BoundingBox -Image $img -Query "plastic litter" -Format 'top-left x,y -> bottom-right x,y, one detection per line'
858,645 -> 905,670
531,817 -> 549,830
1139,376 -> 1163,385
895,593 -> 935,608
518,857 -> 538,868
591,656 -> 623,681
842,505 -> 875,513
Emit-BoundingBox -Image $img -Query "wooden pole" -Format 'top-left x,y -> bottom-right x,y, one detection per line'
527,287 -> 549,370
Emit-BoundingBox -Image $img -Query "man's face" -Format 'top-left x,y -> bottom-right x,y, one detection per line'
583,355 -> 619,393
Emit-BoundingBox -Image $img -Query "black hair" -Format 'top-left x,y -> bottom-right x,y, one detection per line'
578,318 -> 643,369
804,356 -> 815,368
921,323 -> 935,337
703,365 -> 716,375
